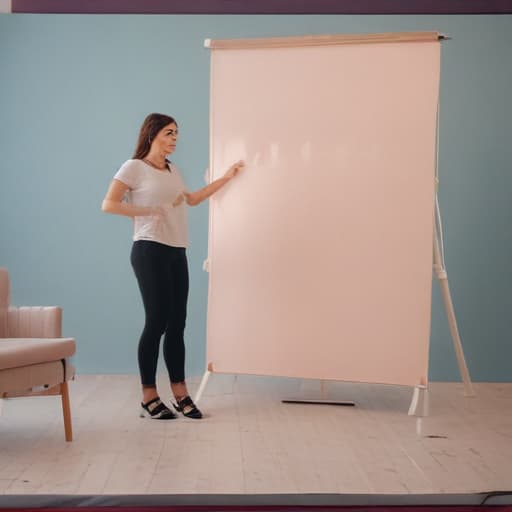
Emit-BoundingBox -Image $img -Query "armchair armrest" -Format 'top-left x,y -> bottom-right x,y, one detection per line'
6,306 -> 62,338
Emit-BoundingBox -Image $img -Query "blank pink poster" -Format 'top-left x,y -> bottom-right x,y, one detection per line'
206,37 -> 440,387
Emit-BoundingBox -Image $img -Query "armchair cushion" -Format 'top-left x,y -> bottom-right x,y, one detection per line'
0,338 -> 75,371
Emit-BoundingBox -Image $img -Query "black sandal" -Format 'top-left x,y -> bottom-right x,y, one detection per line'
140,397 -> 177,420
172,396 -> 203,419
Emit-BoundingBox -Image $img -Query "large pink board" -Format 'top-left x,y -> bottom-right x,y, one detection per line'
206,38 -> 440,386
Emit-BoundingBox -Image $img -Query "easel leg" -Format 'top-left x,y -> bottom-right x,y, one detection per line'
408,384 -> 429,416
194,370 -> 211,405
434,198 -> 475,397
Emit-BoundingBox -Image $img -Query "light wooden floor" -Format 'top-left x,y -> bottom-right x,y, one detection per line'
0,375 -> 511,495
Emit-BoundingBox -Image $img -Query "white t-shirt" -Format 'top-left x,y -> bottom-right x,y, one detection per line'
114,159 -> 188,248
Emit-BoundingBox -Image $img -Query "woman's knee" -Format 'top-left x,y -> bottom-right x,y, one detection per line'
143,315 -> 167,338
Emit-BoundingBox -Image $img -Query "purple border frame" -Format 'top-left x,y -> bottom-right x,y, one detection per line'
10,0 -> 512,14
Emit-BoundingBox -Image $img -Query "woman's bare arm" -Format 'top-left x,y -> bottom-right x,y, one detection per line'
184,160 -> 244,206
101,179 -> 161,217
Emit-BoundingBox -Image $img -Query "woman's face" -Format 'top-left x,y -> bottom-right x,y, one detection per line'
153,122 -> 178,155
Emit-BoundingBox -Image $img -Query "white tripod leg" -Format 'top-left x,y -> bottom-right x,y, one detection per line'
434,197 -> 475,397
194,370 -> 211,405
408,384 -> 429,416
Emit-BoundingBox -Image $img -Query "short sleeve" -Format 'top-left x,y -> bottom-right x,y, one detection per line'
113,159 -> 142,189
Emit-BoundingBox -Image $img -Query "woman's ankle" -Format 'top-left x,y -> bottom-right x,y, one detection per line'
142,385 -> 158,404
170,381 -> 188,401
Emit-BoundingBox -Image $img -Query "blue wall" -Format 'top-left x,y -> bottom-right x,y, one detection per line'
1,14 -> 511,381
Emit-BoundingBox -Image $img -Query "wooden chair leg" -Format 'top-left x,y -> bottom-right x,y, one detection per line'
60,381 -> 73,442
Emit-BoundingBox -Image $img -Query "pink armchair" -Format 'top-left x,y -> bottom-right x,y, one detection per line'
0,268 -> 76,441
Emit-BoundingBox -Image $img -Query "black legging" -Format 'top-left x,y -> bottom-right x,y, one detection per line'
130,240 -> 189,385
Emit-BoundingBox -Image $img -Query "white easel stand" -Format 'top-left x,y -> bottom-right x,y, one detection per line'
408,197 -> 475,417
433,215 -> 475,398
194,369 -> 211,404
408,385 -> 429,416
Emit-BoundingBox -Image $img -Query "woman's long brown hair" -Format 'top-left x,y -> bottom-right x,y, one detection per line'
132,113 -> 177,161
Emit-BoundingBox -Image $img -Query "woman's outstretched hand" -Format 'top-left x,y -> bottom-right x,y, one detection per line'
223,160 -> 245,180
181,161 -> 245,207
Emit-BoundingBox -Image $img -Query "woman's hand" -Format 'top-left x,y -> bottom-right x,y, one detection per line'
184,160 -> 245,206
172,192 -> 185,207
223,160 -> 245,180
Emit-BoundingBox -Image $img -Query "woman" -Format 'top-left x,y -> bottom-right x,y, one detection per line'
102,113 -> 244,420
